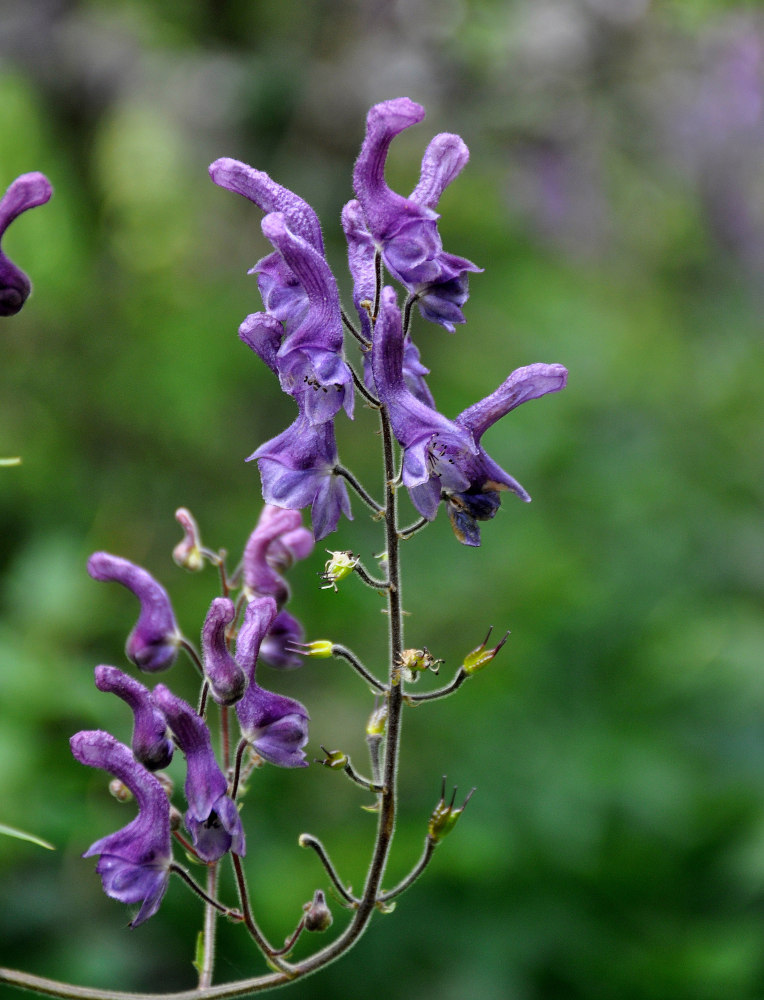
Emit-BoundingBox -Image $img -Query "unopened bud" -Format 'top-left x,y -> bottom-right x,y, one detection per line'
154,771 -> 174,797
303,889 -> 333,932
169,805 -> 183,831
173,508 -> 205,571
366,702 -> 388,737
109,779 -> 133,803
320,551 -> 358,591
428,777 -> 475,844
462,626 -> 509,676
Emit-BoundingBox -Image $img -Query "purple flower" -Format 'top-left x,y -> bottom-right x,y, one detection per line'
88,552 -> 182,672
208,157 -> 324,326
259,609 -> 305,670
242,504 -> 314,607
70,729 -> 172,927
235,597 -> 309,767
352,98 -> 481,332
249,412 -> 352,541
152,686 -> 245,862
0,172 -> 52,317
94,665 -> 173,771
201,598 -> 247,706
372,286 -> 568,544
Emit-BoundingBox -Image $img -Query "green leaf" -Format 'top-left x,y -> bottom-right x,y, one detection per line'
0,822 -> 55,850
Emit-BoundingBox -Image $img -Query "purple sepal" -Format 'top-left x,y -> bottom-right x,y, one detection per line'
250,413 -> 352,541
242,504 -> 314,607
201,598 -> 247,706
70,730 -> 171,927
87,552 -> 181,672
259,609 -> 305,670
0,172 -> 52,317
352,99 -> 481,331
152,686 -> 245,861
235,598 -> 309,766
94,665 -> 173,771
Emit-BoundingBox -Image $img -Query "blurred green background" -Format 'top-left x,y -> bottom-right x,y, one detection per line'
1,1 -> 763,998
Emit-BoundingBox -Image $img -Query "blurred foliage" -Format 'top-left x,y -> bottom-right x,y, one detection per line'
1,1 -> 763,999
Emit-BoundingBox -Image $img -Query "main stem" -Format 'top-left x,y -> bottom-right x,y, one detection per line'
0,409 -> 406,1000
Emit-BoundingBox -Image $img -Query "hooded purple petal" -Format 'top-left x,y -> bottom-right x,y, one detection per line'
0,172 -> 52,317
88,552 -> 181,672
152,686 -> 245,861
201,597 -> 247,706
70,729 -> 171,926
94,665 -> 173,770
259,609 -> 305,670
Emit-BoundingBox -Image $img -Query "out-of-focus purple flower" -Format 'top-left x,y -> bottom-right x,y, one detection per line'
249,413 -> 352,541
235,597 -> 309,767
352,98 -> 481,332
259,609 -> 304,670
255,212 -> 354,424
88,552 -> 182,672
242,504 -> 314,607
208,157 -> 324,326
373,287 -> 567,544
94,665 -> 173,771
0,172 -> 52,317
152,686 -> 245,862
201,598 -> 247,706
70,729 -> 172,927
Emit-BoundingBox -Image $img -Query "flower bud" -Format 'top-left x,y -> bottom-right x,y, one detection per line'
366,702 -> 388,737
172,508 -> 205,571
303,889 -> 333,932
109,779 -> 133,802
461,626 -> 509,676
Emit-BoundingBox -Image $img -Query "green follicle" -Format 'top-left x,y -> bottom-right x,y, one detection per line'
461,625 -> 510,675
427,778 -> 476,843
317,746 -> 349,769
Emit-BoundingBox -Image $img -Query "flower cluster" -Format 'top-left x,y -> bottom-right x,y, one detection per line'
212,97 -> 567,546
71,505 -> 312,924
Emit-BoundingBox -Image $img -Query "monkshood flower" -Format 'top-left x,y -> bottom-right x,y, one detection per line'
0,172 -> 52,317
94,665 -> 173,770
208,157 -> 324,326
152,685 -> 245,862
242,503 -> 314,607
201,598 -> 247,705
88,552 -> 182,671
259,609 -> 305,670
342,198 -> 435,408
235,597 -> 309,767
70,729 -> 172,927
249,212 -> 353,425
353,97 -> 481,332
372,286 -> 567,544
250,412 -> 352,542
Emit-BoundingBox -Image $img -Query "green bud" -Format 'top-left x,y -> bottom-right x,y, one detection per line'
317,746 -> 348,769
461,626 -> 510,676
428,777 -> 475,844
303,889 -> 333,932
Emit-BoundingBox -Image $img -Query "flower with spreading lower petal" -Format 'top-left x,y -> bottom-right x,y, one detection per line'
70,730 -> 172,927
352,98 -> 481,332
94,665 -> 173,770
235,597 -> 309,767
87,552 -> 182,671
152,686 -> 245,862
372,286 -> 568,544
0,172 -> 52,317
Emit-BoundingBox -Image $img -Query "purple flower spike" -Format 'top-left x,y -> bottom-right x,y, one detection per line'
235,597 -> 309,766
242,504 -> 314,607
250,413 -> 352,541
209,157 -> 323,326
353,99 -> 481,331
152,685 -> 245,862
0,172 -> 52,317
201,598 -> 247,706
87,552 -> 182,672
70,730 -> 171,927
260,212 -> 354,424
94,666 -> 173,771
